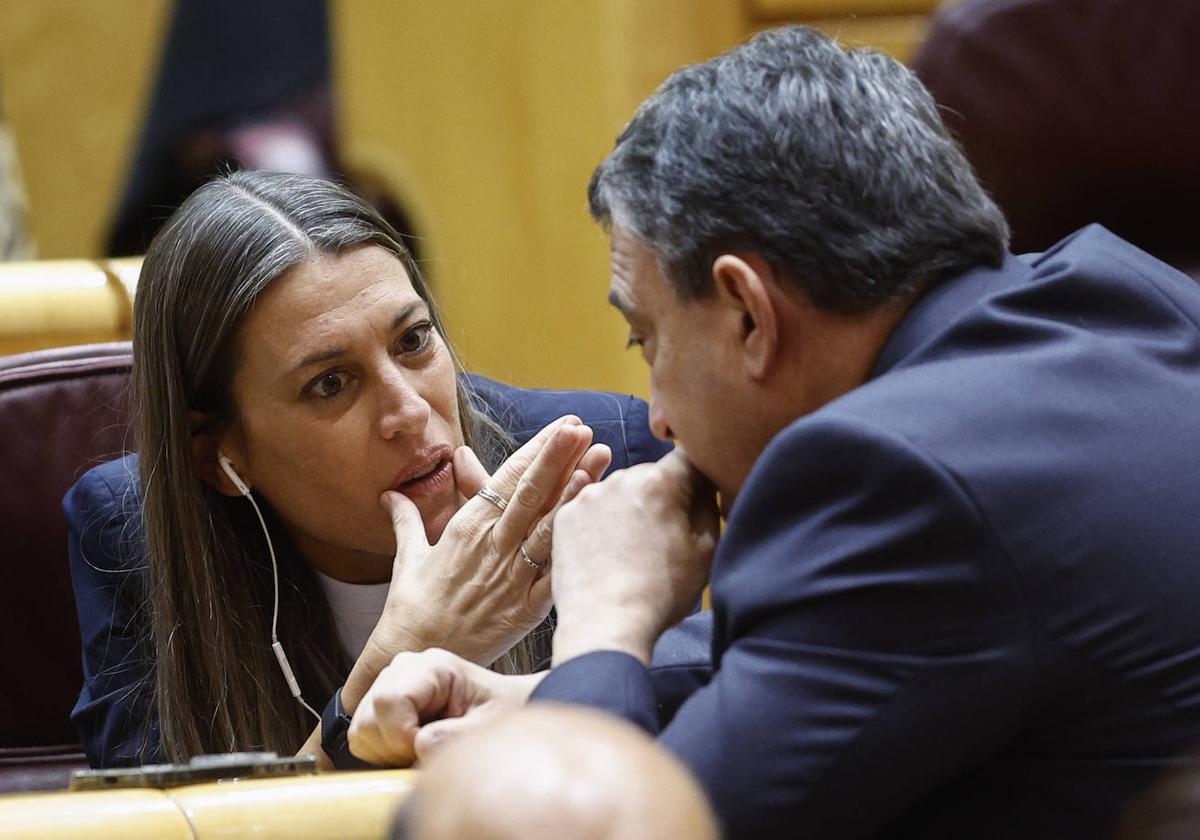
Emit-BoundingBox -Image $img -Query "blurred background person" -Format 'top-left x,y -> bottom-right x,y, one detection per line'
0,80 -> 32,260
105,0 -> 420,261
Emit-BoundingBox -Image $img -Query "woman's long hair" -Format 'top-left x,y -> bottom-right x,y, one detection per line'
133,170 -> 541,761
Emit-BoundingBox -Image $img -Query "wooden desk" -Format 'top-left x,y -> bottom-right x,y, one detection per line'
0,769 -> 417,840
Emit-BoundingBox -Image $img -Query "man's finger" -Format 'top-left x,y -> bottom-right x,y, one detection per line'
413,713 -> 491,762
348,651 -> 457,766
381,490 -> 432,560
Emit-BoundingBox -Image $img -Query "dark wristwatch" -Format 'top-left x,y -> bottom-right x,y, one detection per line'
320,687 -> 369,769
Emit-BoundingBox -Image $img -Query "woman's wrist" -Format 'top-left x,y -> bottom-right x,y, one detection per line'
346,623 -> 433,712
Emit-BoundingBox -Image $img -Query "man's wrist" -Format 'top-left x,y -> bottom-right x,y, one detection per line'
551,617 -> 657,667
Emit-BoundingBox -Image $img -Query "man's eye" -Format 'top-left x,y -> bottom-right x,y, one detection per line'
399,322 -> 434,354
307,371 -> 348,400
625,332 -> 645,350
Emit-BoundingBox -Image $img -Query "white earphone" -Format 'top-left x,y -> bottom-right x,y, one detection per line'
218,453 -> 320,723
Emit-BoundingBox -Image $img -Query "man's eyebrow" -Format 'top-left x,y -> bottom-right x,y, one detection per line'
288,303 -> 426,376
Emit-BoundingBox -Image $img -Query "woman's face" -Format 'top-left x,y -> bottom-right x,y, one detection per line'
223,245 -> 464,583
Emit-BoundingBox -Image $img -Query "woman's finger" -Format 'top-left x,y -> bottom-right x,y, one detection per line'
493,424 -> 592,553
476,415 -> 580,509
520,468 -> 591,564
576,443 -> 613,483
452,445 -> 491,499
381,490 -> 432,561
528,566 -> 553,614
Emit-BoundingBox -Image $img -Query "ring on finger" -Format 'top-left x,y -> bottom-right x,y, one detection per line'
519,542 -> 547,572
477,485 -> 509,511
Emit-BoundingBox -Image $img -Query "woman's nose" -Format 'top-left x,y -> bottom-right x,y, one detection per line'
377,367 -> 432,438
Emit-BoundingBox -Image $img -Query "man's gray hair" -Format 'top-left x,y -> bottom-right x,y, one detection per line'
589,25 -> 1010,311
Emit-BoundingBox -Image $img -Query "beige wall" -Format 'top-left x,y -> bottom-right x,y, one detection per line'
334,0 -> 747,395
0,0 -> 169,259
0,0 -> 944,393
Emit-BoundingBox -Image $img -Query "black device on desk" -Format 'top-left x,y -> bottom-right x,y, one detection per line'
69,752 -> 318,790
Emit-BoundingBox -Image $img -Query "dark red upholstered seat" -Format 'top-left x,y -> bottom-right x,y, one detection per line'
912,0 -> 1200,280
0,342 -> 133,791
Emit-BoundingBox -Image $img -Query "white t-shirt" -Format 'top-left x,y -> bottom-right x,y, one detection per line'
314,570 -> 390,662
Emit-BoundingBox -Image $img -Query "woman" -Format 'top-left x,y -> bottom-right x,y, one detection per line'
66,170 -> 674,767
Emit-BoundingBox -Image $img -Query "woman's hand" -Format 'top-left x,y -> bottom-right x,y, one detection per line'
366,415 -> 612,667
296,418 -> 610,768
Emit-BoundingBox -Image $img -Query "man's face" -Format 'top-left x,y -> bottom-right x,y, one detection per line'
607,223 -> 760,501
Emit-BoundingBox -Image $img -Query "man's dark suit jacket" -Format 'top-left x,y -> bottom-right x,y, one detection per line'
534,226 -> 1200,838
64,376 -> 710,768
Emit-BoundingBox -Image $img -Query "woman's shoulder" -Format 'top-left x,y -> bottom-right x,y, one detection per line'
462,374 -> 672,472
64,453 -> 143,574
65,453 -> 141,515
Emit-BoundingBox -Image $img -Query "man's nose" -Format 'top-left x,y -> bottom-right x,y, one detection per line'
648,399 -> 675,442
378,367 -> 432,438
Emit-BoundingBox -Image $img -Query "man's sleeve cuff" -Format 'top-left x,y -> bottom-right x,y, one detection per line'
530,650 -> 660,735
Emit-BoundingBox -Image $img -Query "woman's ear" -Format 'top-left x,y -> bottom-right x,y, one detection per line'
190,410 -> 248,498
711,253 -> 780,381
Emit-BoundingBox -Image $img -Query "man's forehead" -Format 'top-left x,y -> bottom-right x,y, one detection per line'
607,224 -> 656,313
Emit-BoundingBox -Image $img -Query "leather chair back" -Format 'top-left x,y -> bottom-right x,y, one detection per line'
0,342 -> 133,791
912,0 -> 1200,279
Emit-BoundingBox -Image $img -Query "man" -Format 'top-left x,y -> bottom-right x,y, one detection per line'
348,26 -> 1200,838
390,705 -> 718,840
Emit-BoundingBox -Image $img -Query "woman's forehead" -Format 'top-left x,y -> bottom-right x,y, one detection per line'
238,246 -> 425,368
259,246 -> 415,319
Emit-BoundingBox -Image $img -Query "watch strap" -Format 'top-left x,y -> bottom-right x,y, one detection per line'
320,687 -> 369,770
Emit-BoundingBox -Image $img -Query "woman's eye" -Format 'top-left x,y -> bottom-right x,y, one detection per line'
308,371 -> 348,400
398,322 -> 435,354
625,331 -> 645,351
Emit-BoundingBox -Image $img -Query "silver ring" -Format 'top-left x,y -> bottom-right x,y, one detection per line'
477,485 -> 508,511
520,543 -> 546,572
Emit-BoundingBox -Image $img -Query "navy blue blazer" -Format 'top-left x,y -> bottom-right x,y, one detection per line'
533,227 -> 1200,838
65,376 -> 705,768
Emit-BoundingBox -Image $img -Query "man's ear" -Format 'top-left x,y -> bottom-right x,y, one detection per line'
711,253 -> 780,381
189,410 -> 248,498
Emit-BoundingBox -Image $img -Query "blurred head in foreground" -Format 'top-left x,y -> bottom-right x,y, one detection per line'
393,705 -> 720,840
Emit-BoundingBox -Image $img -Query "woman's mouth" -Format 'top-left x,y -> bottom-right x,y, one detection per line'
393,455 -> 454,499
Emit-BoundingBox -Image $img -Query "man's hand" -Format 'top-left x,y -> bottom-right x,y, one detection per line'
551,448 -> 720,666
348,648 -> 544,766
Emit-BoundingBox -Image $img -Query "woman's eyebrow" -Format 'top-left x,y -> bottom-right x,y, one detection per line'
286,302 -> 428,377
391,301 -> 426,329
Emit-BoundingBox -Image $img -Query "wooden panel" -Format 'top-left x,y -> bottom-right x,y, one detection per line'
0,770 -> 416,839
0,260 -> 132,355
0,789 -> 191,840
169,769 -> 417,839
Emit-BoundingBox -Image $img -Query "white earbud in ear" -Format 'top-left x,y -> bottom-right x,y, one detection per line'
215,449 -> 320,723
217,452 -> 252,497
